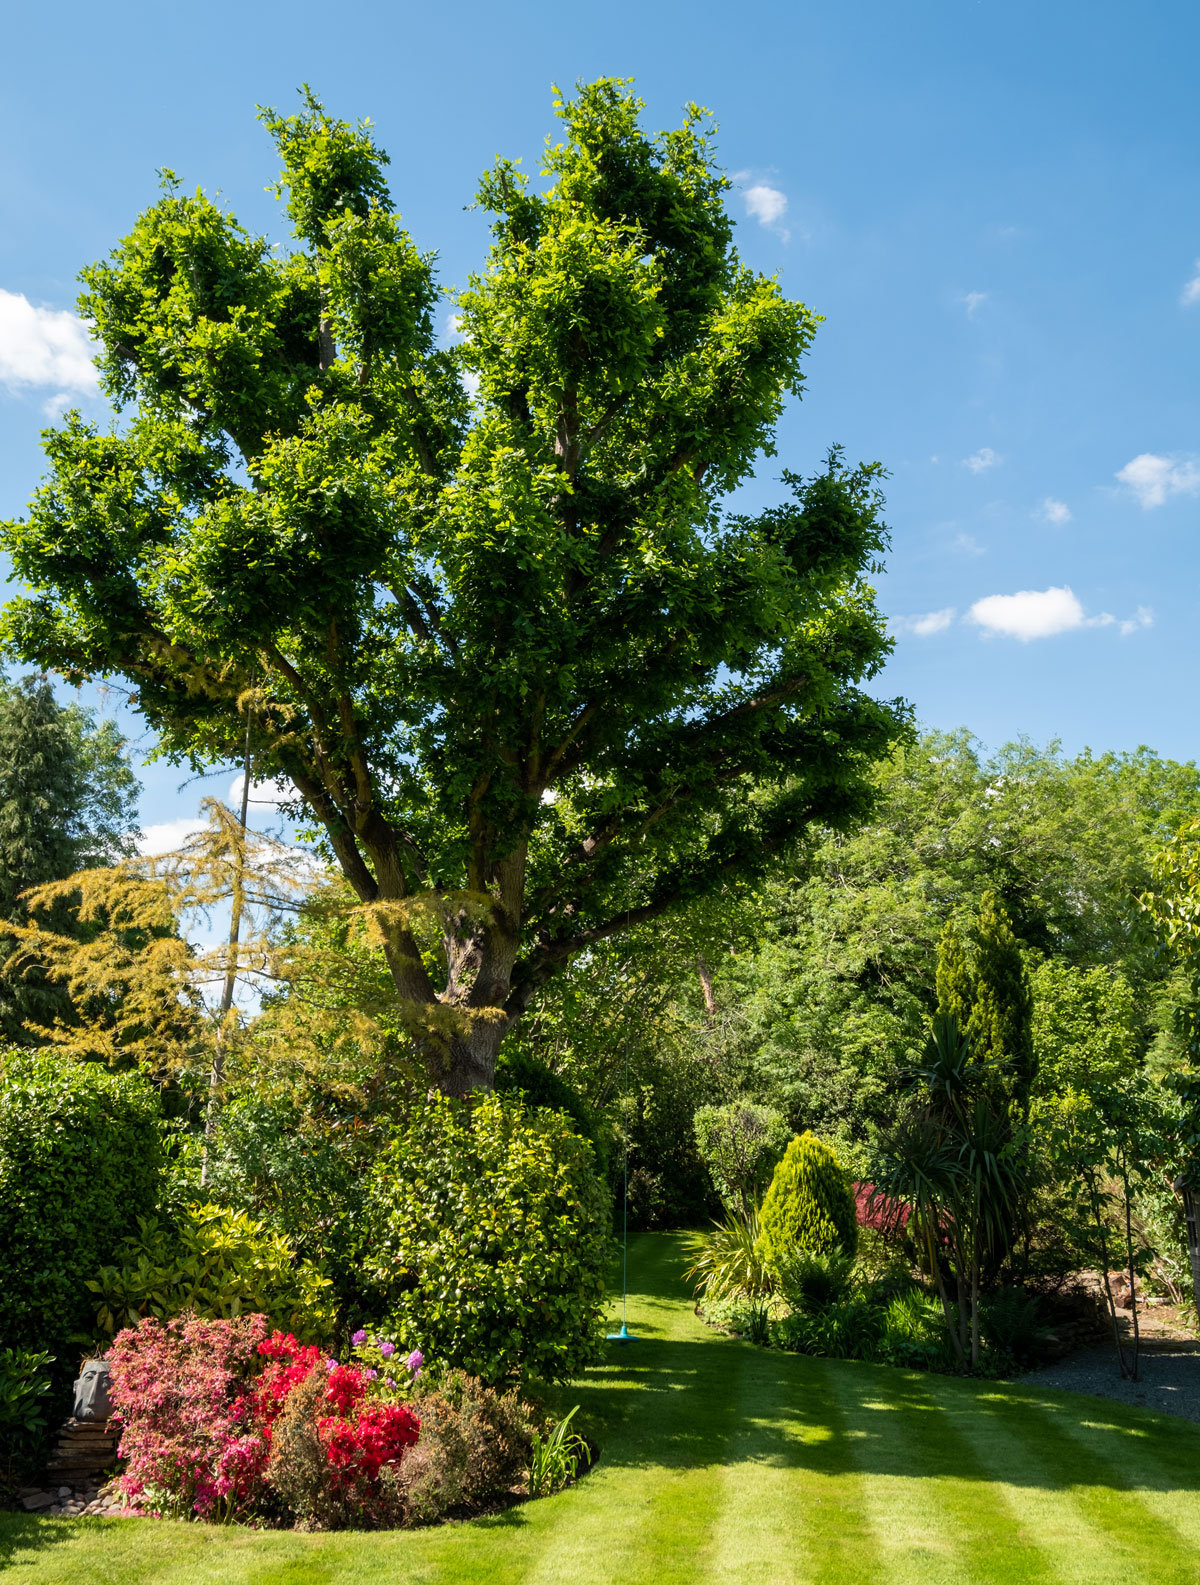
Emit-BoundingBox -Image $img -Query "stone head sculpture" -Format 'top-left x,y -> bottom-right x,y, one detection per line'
73,1358 -> 113,1422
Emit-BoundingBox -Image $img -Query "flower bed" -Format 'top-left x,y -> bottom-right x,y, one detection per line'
108,1314 -> 438,1527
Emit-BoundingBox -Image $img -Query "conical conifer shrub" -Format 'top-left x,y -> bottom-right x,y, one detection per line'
756,1131 -> 857,1267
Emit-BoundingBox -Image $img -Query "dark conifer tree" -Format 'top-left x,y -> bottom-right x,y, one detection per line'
0,676 -> 139,1042
935,891 -> 1034,1112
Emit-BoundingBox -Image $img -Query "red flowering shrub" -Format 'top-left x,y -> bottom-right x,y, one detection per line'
107,1317 -> 420,1525
321,1403 -> 420,1484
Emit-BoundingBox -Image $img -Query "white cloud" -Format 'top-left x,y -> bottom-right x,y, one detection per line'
1182,262 -> 1200,306
1119,605 -> 1154,637
744,184 -> 787,226
962,291 -> 988,318
228,773 -> 292,809
968,586 -> 1085,641
0,288 -> 97,394
952,532 -> 985,555
895,607 -> 956,637
1037,497 -> 1072,525
136,818 -> 206,856
963,447 -> 1000,474
733,177 -> 790,242
966,586 -> 1151,642
1116,453 -> 1200,509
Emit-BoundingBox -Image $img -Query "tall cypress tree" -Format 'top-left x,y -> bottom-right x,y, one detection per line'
970,889 -> 1035,1107
935,921 -> 974,1032
935,891 -> 1034,1110
0,676 -> 139,1042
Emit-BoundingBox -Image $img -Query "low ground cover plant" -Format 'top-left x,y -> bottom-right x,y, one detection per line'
528,1404 -> 588,1497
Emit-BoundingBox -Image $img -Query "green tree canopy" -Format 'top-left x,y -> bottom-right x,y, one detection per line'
1,81 -> 903,1092
1030,961 -> 1141,1097
633,731 -> 1200,1143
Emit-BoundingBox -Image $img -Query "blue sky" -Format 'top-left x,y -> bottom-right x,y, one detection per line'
1,0 -> 1198,839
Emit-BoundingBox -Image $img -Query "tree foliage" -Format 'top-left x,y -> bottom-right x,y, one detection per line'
0,675 -> 139,1041
693,1100 -> 789,1216
9,799 -> 314,1071
0,80 -> 903,1091
1030,961 -> 1140,1096
936,891 -> 1034,1110
665,732 -> 1200,1145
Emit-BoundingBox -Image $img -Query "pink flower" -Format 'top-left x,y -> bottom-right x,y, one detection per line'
406,1350 -> 424,1377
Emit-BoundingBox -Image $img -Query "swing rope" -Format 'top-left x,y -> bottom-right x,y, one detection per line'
606,1030 -> 636,1343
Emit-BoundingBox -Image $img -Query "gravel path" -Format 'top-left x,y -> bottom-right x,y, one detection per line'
1024,1342 -> 1200,1423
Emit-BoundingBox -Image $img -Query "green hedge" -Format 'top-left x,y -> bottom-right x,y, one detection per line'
364,1090 -> 610,1385
0,1053 -> 161,1372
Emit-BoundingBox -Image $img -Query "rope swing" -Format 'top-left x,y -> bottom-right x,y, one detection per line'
606,1030 -> 637,1344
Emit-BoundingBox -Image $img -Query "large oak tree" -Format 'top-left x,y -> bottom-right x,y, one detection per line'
2,81 -> 905,1093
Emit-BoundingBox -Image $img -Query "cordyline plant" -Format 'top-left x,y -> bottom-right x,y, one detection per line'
871,1014 -> 1027,1368
0,79 -> 905,1094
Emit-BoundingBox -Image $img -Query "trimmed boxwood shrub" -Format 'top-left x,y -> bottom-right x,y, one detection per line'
363,1091 -> 610,1385
756,1130 -> 857,1267
0,1052 -> 161,1374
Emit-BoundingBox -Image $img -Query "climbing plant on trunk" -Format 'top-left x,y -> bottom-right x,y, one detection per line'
1,80 -> 905,1094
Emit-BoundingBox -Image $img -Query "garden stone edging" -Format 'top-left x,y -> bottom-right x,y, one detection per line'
16,1477 -> 132,1518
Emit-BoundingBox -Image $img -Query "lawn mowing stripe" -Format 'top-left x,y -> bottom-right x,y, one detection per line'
515,1239 -> 745,1585
707,1345 -> 885,1585
822,1359 -> 1057,1585
518,1338 -> 743,1585
1028,1389 -> 1200,1555
969,1385 -> 1195,1579
937,1384 -> 1124,1583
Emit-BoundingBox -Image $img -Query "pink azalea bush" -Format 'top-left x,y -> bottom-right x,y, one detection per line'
108,1312 -> 270,1517
107,1315 -> 420,1524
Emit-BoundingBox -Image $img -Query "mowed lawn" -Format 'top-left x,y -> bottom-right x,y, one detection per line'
4,1235 -> 1200,1585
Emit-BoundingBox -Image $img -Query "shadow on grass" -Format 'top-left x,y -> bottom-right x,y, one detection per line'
583,1333 -> 1200,1494
585,1233 -> 1200,1498
0,1512 -> 97,1571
